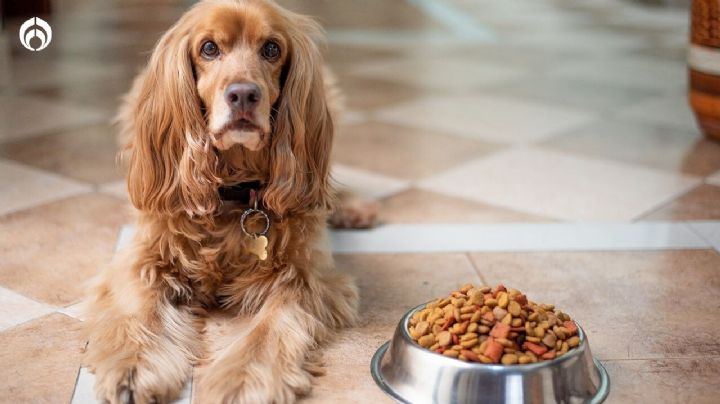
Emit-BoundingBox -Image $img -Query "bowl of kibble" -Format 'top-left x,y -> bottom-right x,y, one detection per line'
371,284 -> 609,404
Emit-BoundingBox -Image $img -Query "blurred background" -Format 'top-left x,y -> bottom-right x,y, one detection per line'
1,0 -> 719,403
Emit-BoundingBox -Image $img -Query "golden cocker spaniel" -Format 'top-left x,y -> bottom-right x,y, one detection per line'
83,1 -> 364,402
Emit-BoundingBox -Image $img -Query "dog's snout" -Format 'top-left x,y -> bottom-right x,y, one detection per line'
224,82 -> 261,113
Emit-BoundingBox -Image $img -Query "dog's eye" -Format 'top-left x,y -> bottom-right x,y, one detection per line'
201,40 -> 219,58
261,40 -> 280,61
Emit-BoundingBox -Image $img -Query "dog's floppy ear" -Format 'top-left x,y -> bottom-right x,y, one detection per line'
262,13 -> 334,216
123,21 -> 220,218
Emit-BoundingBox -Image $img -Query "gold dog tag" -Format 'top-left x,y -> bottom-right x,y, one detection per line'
249,235 -> 268,261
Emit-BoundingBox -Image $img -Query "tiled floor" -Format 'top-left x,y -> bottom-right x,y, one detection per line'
1,0 -> 719,403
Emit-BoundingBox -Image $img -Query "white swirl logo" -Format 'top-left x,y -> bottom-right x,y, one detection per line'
19,17 -> 52,51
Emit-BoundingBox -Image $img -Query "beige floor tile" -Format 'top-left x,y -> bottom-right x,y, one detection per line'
541,120 -> 720,176
0,286 -> 55,331
0,313 -> 84,404
469,250 -> 720,360
419,148 -> 700,221
334,121 -> 499,180
0,193 -> 132,306
332,164 -> 410,199
602,358 -> 720,404
337,76 -> 426,110
0,95 -> 108,142
347,59 -> 530,93
0,159 -> 92,217
303,329 -> 393,404
0,124 -> 125,184
380,188 -> 550,224
336,253 -> 480,328
376,95 -> 596,145
618,95 -> 699,131
640,184 -> 720,221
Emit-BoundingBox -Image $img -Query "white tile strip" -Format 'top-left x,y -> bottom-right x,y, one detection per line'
330,222 -> 714,254
119,221 -> 719,255
688,221 -> 720,252
71,367 -> 192,404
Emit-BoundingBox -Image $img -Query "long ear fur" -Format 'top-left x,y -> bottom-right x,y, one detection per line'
124,19 -> 220,218
262,12 -> 334,217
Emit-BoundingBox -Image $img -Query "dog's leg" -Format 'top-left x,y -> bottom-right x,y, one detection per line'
201,263 -> 358,403
84,251 -> 201,404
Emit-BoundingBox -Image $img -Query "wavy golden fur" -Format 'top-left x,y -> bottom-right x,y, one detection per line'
83,1 -> 359,402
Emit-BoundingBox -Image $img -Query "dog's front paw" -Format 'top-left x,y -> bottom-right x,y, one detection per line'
329,194 -> 380,229
92,360 -> 189,404
200,359 -> 312,404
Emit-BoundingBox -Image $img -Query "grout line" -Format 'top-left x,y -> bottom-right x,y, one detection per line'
630,181 -> 703,222
464,252 -> 489,286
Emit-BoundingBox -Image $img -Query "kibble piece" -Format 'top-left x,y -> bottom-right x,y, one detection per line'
497,292 -> 509,309
567,335 -> 580,348
418,334 -> 436,348
508,300 -> 521,317
501,353 -> 519,365
443,349 -> 460,358
437,331 -> 452,347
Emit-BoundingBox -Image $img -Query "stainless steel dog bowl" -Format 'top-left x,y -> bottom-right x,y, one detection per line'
371,303 -> 609,404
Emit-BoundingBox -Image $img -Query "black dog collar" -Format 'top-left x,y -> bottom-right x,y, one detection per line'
218,180 -> 263,205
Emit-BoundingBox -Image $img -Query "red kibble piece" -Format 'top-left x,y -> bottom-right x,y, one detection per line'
484,338 -> 504,363
564,321 -> 578,336
541,350 -> 556,360
490,323 -> 511,339
524,341 -> 548,356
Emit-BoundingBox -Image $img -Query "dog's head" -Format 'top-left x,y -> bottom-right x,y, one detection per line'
125,0 -> 333,217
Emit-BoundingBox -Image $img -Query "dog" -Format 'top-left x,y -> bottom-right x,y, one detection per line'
83,1 -> 368,402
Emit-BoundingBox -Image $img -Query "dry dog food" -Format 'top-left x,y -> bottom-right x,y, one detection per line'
408,284 -> 580,364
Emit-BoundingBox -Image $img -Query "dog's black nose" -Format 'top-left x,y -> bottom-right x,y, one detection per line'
224,83 -> 261,112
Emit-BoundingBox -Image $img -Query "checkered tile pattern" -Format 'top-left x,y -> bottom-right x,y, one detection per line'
1,0 -> 719,403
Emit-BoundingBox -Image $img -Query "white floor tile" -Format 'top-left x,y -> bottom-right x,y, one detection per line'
0,286 -> 55,331
707,171 -> 720,186
331,222 -> 709,254
332,164 -> 411,199
98,180 -> 129,200
418,148 -> 700,221
505,29 -> 643,54
375,95 -> 596,145
618,95 -> 697,131
0,159 -> 92,216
